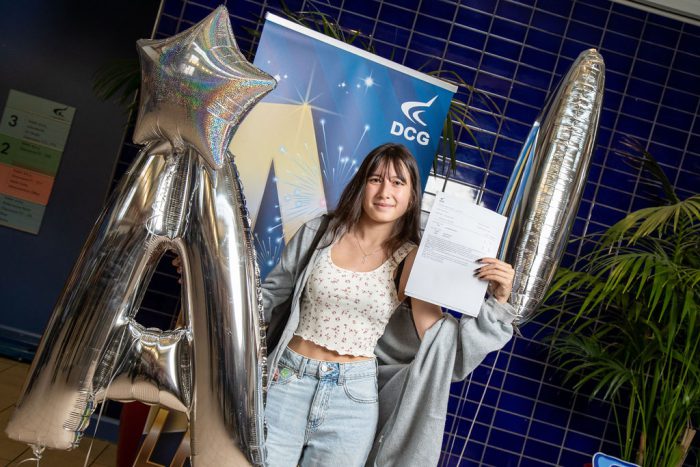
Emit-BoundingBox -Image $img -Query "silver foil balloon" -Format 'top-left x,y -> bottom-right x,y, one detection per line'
133,6 -> 276,170
6,5 -> 275,467
498,48 -> 605,324
6,146 -> 269,466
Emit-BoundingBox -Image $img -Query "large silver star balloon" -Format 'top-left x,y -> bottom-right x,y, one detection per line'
133,6 -> 276,169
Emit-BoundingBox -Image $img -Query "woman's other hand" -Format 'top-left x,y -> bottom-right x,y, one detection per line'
475,258 -> 514,303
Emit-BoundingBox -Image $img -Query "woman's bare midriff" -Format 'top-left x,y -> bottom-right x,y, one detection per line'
287,335 -> 374,362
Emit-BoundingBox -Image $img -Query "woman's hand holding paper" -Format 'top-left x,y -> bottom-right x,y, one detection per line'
474,258 -> 514,303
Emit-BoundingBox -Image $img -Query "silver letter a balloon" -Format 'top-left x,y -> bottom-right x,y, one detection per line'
498,49 -> 605,324
5,6 -> 276,466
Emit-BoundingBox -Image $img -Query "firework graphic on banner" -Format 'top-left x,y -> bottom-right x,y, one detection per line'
254,164 -> 284,279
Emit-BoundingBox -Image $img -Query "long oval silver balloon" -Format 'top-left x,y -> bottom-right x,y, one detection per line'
498,48 -> 605,324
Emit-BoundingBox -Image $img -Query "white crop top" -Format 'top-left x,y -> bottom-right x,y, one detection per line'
294,241 -> 416,357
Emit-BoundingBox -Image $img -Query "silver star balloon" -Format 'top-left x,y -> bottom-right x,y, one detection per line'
133,6 -> 276,169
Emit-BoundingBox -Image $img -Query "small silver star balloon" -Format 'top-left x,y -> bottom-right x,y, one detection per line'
133,5 -> 276,169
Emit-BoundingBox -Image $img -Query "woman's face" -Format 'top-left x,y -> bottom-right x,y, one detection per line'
361,160 -> 413,225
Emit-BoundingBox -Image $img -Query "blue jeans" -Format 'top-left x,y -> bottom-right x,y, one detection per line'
265,346 -> 379,467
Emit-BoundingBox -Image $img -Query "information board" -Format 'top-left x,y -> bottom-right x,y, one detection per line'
0,90 -> 75,234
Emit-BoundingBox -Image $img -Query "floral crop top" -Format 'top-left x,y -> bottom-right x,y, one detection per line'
294,241 -> 417,357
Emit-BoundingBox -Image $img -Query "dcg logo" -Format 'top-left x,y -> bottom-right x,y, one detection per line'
390,121 -> 430,145
390,95 -> 437,147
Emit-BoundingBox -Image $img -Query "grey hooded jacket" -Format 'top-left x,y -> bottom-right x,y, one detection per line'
261,216 -> 516,467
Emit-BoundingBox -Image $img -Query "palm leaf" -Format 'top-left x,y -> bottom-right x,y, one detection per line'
424,69 -> 501,178
92,58 -> 140,110
601,196 -> 700,245
615,137 -> 679,204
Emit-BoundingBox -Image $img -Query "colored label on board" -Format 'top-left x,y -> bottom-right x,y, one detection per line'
0,91 -> 75,151
0,193 -> 46,234
0,163 -> 55,205
0,134 -> 63,175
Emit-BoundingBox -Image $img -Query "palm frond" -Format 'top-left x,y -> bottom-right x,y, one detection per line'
614,137 -> 679,204
600,195 -> 700,245
424,69 -> 502,178
92,58 -> 140,109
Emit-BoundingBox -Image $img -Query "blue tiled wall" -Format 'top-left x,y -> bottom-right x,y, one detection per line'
117,0 -> 700,465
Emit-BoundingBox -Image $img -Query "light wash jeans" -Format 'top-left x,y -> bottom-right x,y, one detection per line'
265,346 -> 379,467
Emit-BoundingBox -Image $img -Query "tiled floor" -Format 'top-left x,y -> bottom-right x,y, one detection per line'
0,357 -> 117,466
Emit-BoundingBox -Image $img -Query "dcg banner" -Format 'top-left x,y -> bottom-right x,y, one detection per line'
230,13 -> 456,278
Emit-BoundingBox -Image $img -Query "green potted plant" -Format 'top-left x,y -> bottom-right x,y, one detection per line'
543,138 -> 700,466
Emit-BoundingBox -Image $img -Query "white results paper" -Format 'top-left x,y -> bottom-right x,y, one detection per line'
405,191 -> 507,316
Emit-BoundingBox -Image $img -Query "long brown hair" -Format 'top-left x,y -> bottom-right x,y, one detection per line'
326,143 -> 422,255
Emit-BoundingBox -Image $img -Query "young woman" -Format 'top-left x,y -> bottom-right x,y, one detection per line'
259,143 -> 516,466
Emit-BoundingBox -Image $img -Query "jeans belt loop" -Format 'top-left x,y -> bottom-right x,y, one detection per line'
297,357 -> 307,379
337,362 -> 346,385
